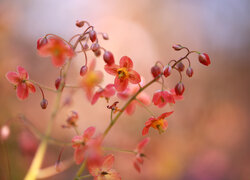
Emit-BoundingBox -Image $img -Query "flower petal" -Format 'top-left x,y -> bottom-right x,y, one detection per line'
114,76 -> 128,92
126,101 -> 136,115
102,154 -> 114,171
51,55 -> 65,67
74,147 -> 85,164
119,56 -> 133,69
17,66 -> 29,79
83,127 -> 96,140
91,91 -> 102,105
137,93 -> 151,106
136,137 -> 150,152
89,59 -> 96,71
133,161 -> 141,173
128,70 -> 141,84
16,83 -> 29,100
104,64 -> 119,76
26,81 -> 36,93
5,72 -> 20,84
158,111 -> 174,119
142,127 -> 149,136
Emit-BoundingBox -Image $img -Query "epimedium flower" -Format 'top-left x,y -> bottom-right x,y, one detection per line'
91,84 -> 116,105
117,80 -> 150,115
104,56 -> 141,92
152,89 -> 183,108
88,154 -> 121,180
133,137 -> 150,173
81,59 -> 103,101
38,37 -> 74,67
5,66 -> 36,100
142,111 -> 173,135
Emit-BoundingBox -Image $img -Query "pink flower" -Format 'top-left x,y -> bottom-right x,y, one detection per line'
5,66 -> 36,100
72,127 -> 103,165
88,154 -> 121,180
91,84 -> 116,105
81,59 -> 103,101
133,137 -> 150,173
142,111 -> 173,135
38,37 -> 74,67
117,81 -> 150,115
152,89 -> 183,108
105,56 -> 141,92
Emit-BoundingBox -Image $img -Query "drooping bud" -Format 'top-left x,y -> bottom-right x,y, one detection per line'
94,49 -> 101,57
55,77 -> 65,90
40,99 -> 48,109
91,43 -> 100,52
89,30 -> 97,42
175,82 -> 185,96
81,43 -> 89,51
163,65 -> 172,77
176,62 -> 185,72
198,53 -> 211,66
103,51 -> 114,65
151,65 -> 161,78
76,20 -> 85,28
37,37 -> 48,49
80,65 -> 88,76
0,125 -> 10,140
186,67 -> 194,77
102,33 -> 109,40
172,44 -> 183,51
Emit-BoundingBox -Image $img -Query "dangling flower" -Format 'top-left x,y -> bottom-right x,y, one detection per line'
5,66 -> 36,100
91,84 -> 116,105
104,56 -> 141,92
142,111 -> 173,135
38,37 -> 74,67
133,137 -> 150,173
81,59 -> 103,100
88,154 -> 121,180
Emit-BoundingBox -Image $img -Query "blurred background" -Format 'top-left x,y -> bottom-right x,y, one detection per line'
0,0 -> 249,179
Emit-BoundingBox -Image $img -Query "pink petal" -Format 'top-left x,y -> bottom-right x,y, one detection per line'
114,76 -> 128,92
72,135 -> 83,147
74,147 -> 85,164
102,154 -> 115,171
162,120 -> 168,130
133,161 -> 141,173
16,83 -> 29,100
103,84 -> 116,97
117,88 -> 130,100
119,56 -> 133,69
128,70 -> 141,84
17,66 -> 29,79
145,118 -> 154,126
104,64 -> 119,76
51,55 -> 65,67
91,91 -> 102,105
158,111 -> 174,119
89,59 -> 96,71
137,92 -> 151,106
26,81 -> 36,93
142,127 -> 149,136
88,163 -> 100,177
108,170 -> 121,180
83,126 -> 96,140
136,137 -> 150,151
6,72 -> 20,84
126,101 -> 136,115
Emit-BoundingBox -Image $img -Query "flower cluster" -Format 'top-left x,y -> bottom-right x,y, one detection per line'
5,20 -> 211,180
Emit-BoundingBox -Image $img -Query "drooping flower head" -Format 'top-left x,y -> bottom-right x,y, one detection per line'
81,59 -> 103,100
105,56 -> 141,92
38,37 -> 74,67
133,137 -> 150,173
91,84 -> 116,105
5,66 -> 36,100
142,111 -> 173,135
88,154 -> 121,180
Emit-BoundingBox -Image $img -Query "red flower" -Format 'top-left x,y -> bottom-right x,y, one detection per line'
117,80 -> 150,115
133,137 -> 150,173
91,84 -> 116,105
5,66 -> 36,100
88,154 -> 121,180
38,37 -> 74,67
81,59 -> 103,101
72,127 -> 102,165
142,111 -> 173,135
104,56 -> 141,92
152,89 -> 183,108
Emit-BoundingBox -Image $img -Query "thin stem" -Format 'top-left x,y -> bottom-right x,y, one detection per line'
76,174 -> 92,180
64,84 -> 81,88
74,161 -> 86,180
1,140 -> 11,180
38,86 -> 45,99
73,126 -> 80,135
135,99 -> 156,117
110,110 -> 114,122
103,147 -> 136,154
30,80 -> 57,92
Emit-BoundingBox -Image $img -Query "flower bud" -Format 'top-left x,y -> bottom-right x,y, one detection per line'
81,43 -> 89,51
37,37 -> 48,49
91,43 -> 100,52
151,65 -> 161,78
163,65 -> 172,77
176,62 -> 185,72
94,49 -> 101,57
102,33 -> 109,40
76,20 -> 85,27
89,30 -> 97,42
199,53 -> 211,66
186,67 -> 194,77
40,99 -> 48,109
175,82 -> 185,96
80,65 -> 88,76
103,51 -> 114,65
172,44 -> 183,51
55,77 -> 65,90
0,125 -> 10,140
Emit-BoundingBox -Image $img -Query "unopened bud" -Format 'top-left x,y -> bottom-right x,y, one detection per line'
40,99 -> 48,109
163,65 -> 172,77
81,43 -> 89,51
186,67 -> 194,77
94,49 -> 101,57
175,82 -> 185,96
80,66 -> 88,76
172,44 -> 183,51
76,20 -> 85,28
103,51 -> 114,65
176,62 -> 185,72
199,53 -> 211,66
89,30 -> 97,42
37,37 -> 48,50
55,77 -> 65,90
91,43 -> 100,52
151,65 -> 161,78
102,33 -> 109,40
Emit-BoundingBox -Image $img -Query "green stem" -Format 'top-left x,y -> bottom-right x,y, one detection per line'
135,98 -> 156,117
76,174 -> 92,180
74,161 -> 86,180
103,147 -> 136,154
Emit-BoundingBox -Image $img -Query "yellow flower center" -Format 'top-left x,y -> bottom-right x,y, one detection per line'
117,67 -> 129,79
151,119 -> 165,134
85,71 -> 100,87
